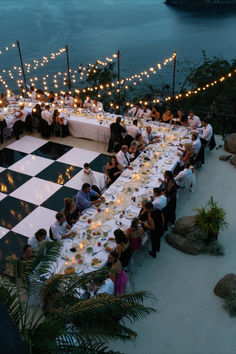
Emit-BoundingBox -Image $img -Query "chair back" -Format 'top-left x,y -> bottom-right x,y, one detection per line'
49,227 -> 57,241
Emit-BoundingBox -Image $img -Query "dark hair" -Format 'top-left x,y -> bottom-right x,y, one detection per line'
52,109 -> 59,122
135,133 -> 142,140
109,156 -> 117,165
23,244 -> 32,253
82,183 -> 90,190
84,163 -> 90,169
133,119 -> 138,125
131,217 -> 139,229
116,117 -> 121,124
109,251 -> 119,262
45,104 -> 50,110
35,228 -> 47,241
202,118 -> 209,124
56,211 -> 65,221
64,198 -> 74,217
153,104 -> 159,111
184,161 -> 191,169
145,201 -> 154,210
153,187 -> 162,196
192,133 -> 198,140
114,229 -> 128,244
164,170 -> 174,182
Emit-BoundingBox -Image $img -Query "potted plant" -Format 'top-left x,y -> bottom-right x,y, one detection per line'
194,196 -> 228,244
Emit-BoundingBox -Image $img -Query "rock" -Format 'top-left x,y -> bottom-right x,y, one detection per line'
165,233 -> 205,255
224,133 -> 236,154
219,154 -> 232,161
214,274 -> 236,299
230,155 -> 236,167
173,216 -> 198,236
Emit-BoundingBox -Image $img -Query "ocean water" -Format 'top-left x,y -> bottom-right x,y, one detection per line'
0,0 -> 236,89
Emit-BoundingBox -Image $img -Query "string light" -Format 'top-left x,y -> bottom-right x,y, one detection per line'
0,42 -> 16,56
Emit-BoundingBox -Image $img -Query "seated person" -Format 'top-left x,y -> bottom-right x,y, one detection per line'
46,91 -> 55,103
106,229 -> 131,268
36,89 -> 45,102
15,104 -> 28,123
187,110 -> 201,129
0,93 -> 9,107
89,275 -> 114,296
28,228 -> 50,250
105,156 -> 123,186
126,119 -> 141,139
53,109 -> 70,137
21,245 -> 34,261
6,90 -> 16,104
140,105 -> 151,120
83,97 -> 93,110
128,103 -> 142,118
152,187 -> 167,211
177,143 -> 194,166
191,133 -> 201,155
162,109 -> 173,124
50,212 -> 75,241
91,98 -> 103,113
64,198 -> 80,226
176,109 -> 187,126
198,119 -> 213,146
134,133 -> 145,154
107,251 -> 128,295
75,183 -> 104,211
29,86 -> 37,100
142,126 -> 159,146
116,145 -> 134,170
41,105 -> 53,125
174,161 -> 193,188
74,94 -> 83,108
64,92 -> 74,106
150,105 -> 160,121
126,217 -> 144,252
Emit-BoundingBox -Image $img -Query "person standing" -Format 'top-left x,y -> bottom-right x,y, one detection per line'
108,117 -> 126,152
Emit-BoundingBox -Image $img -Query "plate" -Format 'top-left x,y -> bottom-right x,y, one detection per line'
126,212 -> 137,219
87,247 -> 93,253
64,266 -> 75,275
80,215 -> 89,222
91,258 -> 103,268
101,224 -> 112,233
92,231 -> 101,237
165,160 -> 173,164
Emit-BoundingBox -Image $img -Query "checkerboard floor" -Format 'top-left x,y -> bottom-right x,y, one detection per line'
0,136 -> 110,271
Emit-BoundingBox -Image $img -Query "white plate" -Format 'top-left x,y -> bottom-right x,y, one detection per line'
100,224 -> 112,233
80,215 -> 89,222
126,212 -> 137,219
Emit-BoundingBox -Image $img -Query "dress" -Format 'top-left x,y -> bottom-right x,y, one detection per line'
127,226 -> 144,252
107,164 -> 121,185
165,182 -> 177,225
150,209 -> 164,255
115,270 -> 128,295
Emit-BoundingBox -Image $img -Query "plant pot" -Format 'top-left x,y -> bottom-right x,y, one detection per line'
206,230 -> 219,244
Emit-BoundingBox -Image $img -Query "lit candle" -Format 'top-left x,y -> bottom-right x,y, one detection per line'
65,261 -> 68,266
145,162 -> 149,167
105,207 -> 109,213
79,243 -> 83,250
97,221 -> 102,227
117,199 -> 121,205
91,222 -> 96,230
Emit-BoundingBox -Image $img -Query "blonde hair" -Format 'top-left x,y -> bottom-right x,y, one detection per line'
184,143 -> 192,152
64,198 -> 74,217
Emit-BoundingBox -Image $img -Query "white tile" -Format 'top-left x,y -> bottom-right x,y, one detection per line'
8,154 -> 54,176
0,167 -> 5,174
10,177 -> 61,205
7,136 -> 47,154
0,192 -> 7,201
0,226 -> 9,239
57,147 -> 100,167
12,206 -> 56,238
65,170 -> 106,190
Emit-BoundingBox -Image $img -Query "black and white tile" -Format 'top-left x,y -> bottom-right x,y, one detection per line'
0,136 -> 109,271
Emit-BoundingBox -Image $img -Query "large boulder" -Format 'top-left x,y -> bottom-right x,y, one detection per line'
230,155 -> 236,167
219,154 -> 232,161
173,216 -> 198,236
214,273 -> 236,299
165,233 -> 205,255
224,133 -> 236,154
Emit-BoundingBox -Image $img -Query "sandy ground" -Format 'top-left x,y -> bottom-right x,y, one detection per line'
111,136 -> 236,354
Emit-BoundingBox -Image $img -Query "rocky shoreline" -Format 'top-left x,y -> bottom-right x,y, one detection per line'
165,0 -> 236,7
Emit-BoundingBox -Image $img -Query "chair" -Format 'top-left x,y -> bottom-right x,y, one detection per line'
24,114 -> 33,133
0,119 -> 7,144
49,227 -> 57,241
52,122 -> 63,137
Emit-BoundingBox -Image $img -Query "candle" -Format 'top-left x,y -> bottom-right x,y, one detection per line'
91,222 -> 96,230
117,199 -> 121,205
97,221 -> 102,227
105,207 -> 109,213
79,243 -> 83,250
145,162 -> 149,167
65,261 -> 68,266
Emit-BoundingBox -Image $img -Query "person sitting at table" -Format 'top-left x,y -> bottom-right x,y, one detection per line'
191,133 -> 201,155
29,86 -> 37,100
134,133 -> 145,154
28,228 -> 50,250
91,98 -> 103,113
21,245 -> 34,261
75,183 -> 104,211
126,119 -> 141,139
162,109 -> 173,124
152,187 -> 167,211
174,162 -> 193,188
140,104 -> 151,121
142,126 -> 157,146
0,93 -> 8,107
187,110 -> 201,129
53,109 -> 70,137
126,217 -> 144,252
41,105 -> 53,138
105,156 -> 123,186
150,105 -> 161,121
108,117 -> 126,153
107,251 -> 128,295
50,212 -> 74,241
176,109 -> 187,126
198,119 -> 214,147
6,90 -> 16,104
139,197 -> 149,225
116,145 -> 134,170
36,89 -> 45,102
159,171 -> 177,228
46,91 -> 55,103
83,96 -> 93,110
54,93 -> 64,104
81,163 -> 101,194
106,229 -> 131,268
143,201 -> 164,258
13,104 -> 30,139
64,92 -> 74,106
177,142 -> 194,167
64,198 -> 80,226
89,275 -> 114,296
128,103 -> 142,118
74,94 -> 83,108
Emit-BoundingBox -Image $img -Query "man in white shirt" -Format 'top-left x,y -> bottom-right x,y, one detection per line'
174,162 -> 192,188
28,228 -> 50,250
126,119 -> 141,139
191,133 -> 201,155
15,104 -> 28,123
187,110 -> 201,129
50,212 -> 75,241
41,105 -> 53,126
128,104 -> 142,118
116,145 -> 134,170
83,97 -> 93,111
90,277 -> 114,297
64,92 -> 74,106
142,126 -> 157,146
91,99 -> 103,113
198,119 -> 213,145
153,188 -> 167,211
140,105 -> 151,121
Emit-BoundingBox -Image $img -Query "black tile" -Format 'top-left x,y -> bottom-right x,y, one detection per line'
0,170 -> 31,194
0,148 -> 27,168
36,161 -> 81,185
0,196 -> 37,229
41,186 -> 78,212
0,231 -> 27,273
31,141 -> 72,160
89,154 -> 110,173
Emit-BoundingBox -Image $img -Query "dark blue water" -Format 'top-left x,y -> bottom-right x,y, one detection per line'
0,0 -> 236,89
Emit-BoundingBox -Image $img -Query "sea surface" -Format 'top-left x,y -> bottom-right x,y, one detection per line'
0,0 -> 236,89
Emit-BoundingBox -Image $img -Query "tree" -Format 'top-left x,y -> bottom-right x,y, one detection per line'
1,242 -> 156,354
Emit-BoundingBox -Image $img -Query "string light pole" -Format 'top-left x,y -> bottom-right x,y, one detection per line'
16,40 -> 27,95
117,49 -> 121,113
171,52 -> 177,103
65,45 -> 71,91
